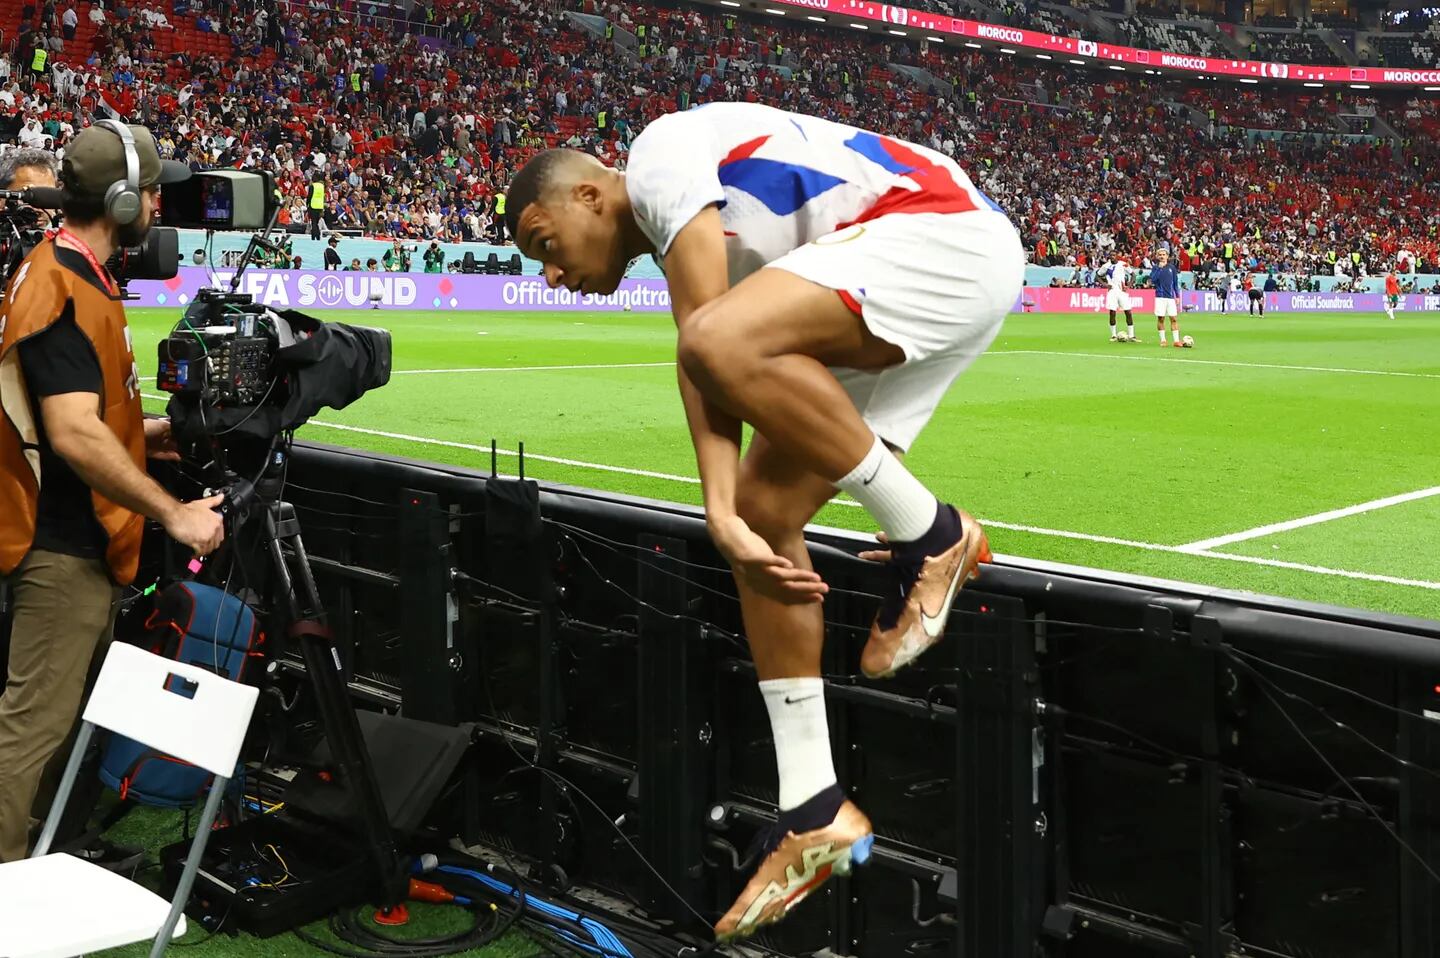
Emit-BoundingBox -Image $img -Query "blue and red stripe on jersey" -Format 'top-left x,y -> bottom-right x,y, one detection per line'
716,134 -> 848,217
839,131 -> 1004,225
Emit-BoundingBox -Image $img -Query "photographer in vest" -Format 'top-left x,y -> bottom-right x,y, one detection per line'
0,122 -> 226,862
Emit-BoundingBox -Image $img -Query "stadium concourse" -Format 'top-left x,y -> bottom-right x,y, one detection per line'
2,0 -> 1438,279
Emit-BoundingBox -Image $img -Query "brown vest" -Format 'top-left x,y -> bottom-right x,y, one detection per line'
0,239 -> 145,585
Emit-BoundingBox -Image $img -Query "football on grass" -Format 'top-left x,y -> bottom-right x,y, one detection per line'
1182,335 -> 1195,348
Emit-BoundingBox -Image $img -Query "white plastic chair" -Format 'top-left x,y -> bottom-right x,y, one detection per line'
0,642 -> 259,958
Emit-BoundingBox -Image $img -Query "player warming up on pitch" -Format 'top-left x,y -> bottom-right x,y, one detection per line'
1151,249 -> 1183,346
1103,251 -> 1136,341
1385,269 -> 1401,319
504,102 -> 1024,941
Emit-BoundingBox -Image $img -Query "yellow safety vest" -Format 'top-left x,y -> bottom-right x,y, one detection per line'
31,49 -> 46,72
494,193 -> 507,216
350,72 -> 361,92
308,182 -> 325,210
596,110 -> 607,129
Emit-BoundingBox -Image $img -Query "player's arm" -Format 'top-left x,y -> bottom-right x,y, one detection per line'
665,205 -> 743,521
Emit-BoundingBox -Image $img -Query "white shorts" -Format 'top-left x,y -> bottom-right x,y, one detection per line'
1105,288 -> 1132,312
767,210 -> 1024,450
1155,297 -> 1178,318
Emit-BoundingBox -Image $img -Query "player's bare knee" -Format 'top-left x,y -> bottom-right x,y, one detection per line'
679,315 -> 755,400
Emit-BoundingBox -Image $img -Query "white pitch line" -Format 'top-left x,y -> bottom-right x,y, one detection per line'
391,362 -> 675,375
994,349 -> 1440,380
1179,486 -> 1440,552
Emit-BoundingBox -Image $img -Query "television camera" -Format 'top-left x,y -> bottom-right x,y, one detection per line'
0,184 -> 181,291
152,170 -> 391,480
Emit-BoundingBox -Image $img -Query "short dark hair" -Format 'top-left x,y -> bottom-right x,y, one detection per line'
503,148 -> 589,242
59,189 -> 107,225
0,147 -> 59,189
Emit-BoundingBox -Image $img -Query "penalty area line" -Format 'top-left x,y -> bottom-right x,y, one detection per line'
141,402 -> 1433,594
1178,485 -> 1440,552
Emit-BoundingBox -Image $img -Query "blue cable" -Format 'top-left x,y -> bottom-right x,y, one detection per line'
427,863 -> 634,958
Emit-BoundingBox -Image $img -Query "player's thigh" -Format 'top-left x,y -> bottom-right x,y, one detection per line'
764,210 -> 1023,366
735,432 -> 838,546
686,267 -> 902,373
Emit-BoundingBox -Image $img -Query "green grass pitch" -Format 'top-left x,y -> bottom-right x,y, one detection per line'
97,305 -> 1436,955
130,305 -> 1439,623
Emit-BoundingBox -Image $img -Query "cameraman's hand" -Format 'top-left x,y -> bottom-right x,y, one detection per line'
143,417 -> 181,461
164,494 -> 226,557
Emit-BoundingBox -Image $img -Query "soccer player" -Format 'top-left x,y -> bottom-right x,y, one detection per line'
1151,248 -> 1182,345
1245,272 -> 1264,316
1385,269 -> 1401,319
1103,251 -> 1135,341
504,102 -> 1024,942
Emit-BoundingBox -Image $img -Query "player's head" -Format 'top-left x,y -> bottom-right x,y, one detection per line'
507,149 -> 631,295
1156,248 -> 1169,265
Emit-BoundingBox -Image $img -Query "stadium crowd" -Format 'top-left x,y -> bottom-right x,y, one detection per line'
2,0 -> 1438,280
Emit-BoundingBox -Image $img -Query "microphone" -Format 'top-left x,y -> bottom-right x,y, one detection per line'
20,186 -> 66,209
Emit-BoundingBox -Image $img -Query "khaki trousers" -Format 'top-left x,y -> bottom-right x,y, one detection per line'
0,550 -> 117,862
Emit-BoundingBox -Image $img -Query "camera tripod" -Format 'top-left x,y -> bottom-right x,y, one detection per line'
204,440 -> 407,916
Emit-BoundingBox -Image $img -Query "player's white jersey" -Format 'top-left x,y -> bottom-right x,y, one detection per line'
624,102 -> 1006,285
1105,262 -> 1128,290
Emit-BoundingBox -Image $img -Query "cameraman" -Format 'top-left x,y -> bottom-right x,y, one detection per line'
0,148 -> 60,228
0,123 -> 226,862
423,239 -> 443,273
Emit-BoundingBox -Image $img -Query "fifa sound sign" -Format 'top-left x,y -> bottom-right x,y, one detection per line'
1077,39 -> 1097,57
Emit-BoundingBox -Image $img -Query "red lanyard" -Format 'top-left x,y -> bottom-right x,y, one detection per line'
56,229 -> 118,297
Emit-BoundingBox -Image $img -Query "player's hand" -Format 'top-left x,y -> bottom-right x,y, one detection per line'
144,417 -> 181,461
709,514 -> 827,604
164,494 -> 227,557
858,531 -> 892,564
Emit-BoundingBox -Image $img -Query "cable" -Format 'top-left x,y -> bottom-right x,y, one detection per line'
1227,645 -> 1440,727
213,373 -> 281,437
473,638 -> 717,932
1223,648 -> 1440,785
1226,651 -> 1440,888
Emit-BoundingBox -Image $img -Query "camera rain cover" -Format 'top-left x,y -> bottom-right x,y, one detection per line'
169,309 -> 392,441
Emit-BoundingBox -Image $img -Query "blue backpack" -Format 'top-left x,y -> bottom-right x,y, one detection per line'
98,582 -> 265,807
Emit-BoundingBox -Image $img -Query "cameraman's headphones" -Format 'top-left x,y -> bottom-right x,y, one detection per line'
94,120 -> 142,226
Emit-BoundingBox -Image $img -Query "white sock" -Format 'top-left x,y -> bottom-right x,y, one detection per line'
759,678 -> 837,811
834,435 -> 938,543
1158,330 -> 1166,343
1126,323 -> 1135,338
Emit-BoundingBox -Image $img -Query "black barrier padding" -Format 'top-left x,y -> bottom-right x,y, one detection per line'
559,621 -> 639,761
1232,650 -> 1399,793
1234,788 -> 1398,957
1049,629 -> 1210,758
471,602 -> 543,731
1061,748 -> 1209,929
200,439 -> 1440,957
